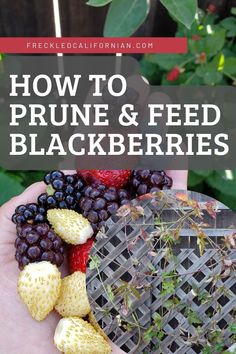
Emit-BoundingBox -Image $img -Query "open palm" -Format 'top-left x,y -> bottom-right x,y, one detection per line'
0,182 -> 61,354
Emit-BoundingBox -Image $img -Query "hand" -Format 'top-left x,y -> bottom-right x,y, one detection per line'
166,170 -> 188,189
0,181 -> 126,354
0,182 -> 61,354
0,170 -> 187,354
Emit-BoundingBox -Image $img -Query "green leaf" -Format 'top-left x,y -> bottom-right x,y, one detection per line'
144,326 -> 155,343
104,0 -> 149,37
106,284 -> 114,301
21,171 -> 45,187
89,255 -> 101,270
207,171 -> 236,199
0,171 -> 24,205
202,346 -> 212,354
194,170 -> 212,177
221,17 -> 236,37
87,0 -> 112,6
230,323 -> 236,334
188,171 -> 205,187
203,71 -> 223,85
153,312 -> 162,329
223,57 -> 236,75
130,286 -> 141,299
220,17 -> 236,31
231,7 -> 236,15
164,298 -> 179,309
196,62 -> 223,85
146,53 -> 191,70
160,0 -> 197,29
179,71 -> 202,85
205,28 -> 226,57
186,309 -> 202,325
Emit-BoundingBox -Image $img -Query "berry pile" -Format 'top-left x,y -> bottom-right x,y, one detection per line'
15,223 -> 65,269
39,170 -> 85,210
79,184 -> 130,232
12,168 -> 173,354
12,169 -> 173,270
129,170 -> 173,196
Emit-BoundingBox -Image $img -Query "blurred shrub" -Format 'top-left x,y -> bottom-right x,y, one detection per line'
188,170 -> 236,211
0,169 -> 44,205
141,8 -> 236,86
88,0 -> 197,37
1,8 -> 236,212
140,7 -> 236,211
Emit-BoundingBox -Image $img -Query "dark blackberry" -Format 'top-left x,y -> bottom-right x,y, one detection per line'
12,203 -> 47,226
39,170 -> 86,211
44,170 -> 64,184
15,223 -> 65,270
80,183 -> 130,233
129,170 -> 173,197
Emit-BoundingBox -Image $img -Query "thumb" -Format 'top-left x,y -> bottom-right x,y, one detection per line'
165,170 -> 188,190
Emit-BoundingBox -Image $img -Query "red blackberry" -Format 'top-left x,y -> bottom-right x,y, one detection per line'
38,170 -> 86,211
12,203 -> 47,226
79,184 -> 130,232
129,170 -> 173,196
15,223 -> 65,270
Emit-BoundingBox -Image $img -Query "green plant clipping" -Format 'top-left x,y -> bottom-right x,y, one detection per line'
86,0 -> 111,7
160,0 -> 197,29
87,192 -> 236,353
104,0 -> 149,37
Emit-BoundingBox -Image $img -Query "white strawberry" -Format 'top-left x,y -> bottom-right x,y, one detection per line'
88,310 -> 109,342
17,261 -> 61,321
54,317 -> 112,354
55,271 -> 90,318
47,209 -> 93,245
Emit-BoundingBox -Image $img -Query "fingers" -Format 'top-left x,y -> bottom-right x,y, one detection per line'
0,182 -> 46,221
62,170 -> 76,175
166,170 -> 188,190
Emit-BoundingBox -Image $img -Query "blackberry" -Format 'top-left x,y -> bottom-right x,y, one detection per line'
129,170 -> 173,197
80,184 -> 130,233
12,203 -> 47,226
39,170 -> 86,211
15,223 -> 65,269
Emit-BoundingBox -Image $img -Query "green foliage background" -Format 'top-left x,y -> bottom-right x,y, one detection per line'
139,8 -> 236,212
1,5 -> 236,215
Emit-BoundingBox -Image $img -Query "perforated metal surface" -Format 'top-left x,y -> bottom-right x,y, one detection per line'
87,191 -> 236,354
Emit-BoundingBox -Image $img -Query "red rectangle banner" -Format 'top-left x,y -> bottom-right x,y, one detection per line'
0,37 -> 187,54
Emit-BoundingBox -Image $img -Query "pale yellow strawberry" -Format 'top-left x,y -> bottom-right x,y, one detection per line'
47,209 -> 93,245
54,317 -> 112,354
17,261 -> 61,321
55,271 -> 90,317
88,311 -> 109,342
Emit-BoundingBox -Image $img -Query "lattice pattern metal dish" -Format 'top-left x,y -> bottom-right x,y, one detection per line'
87,191 -> 236,354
